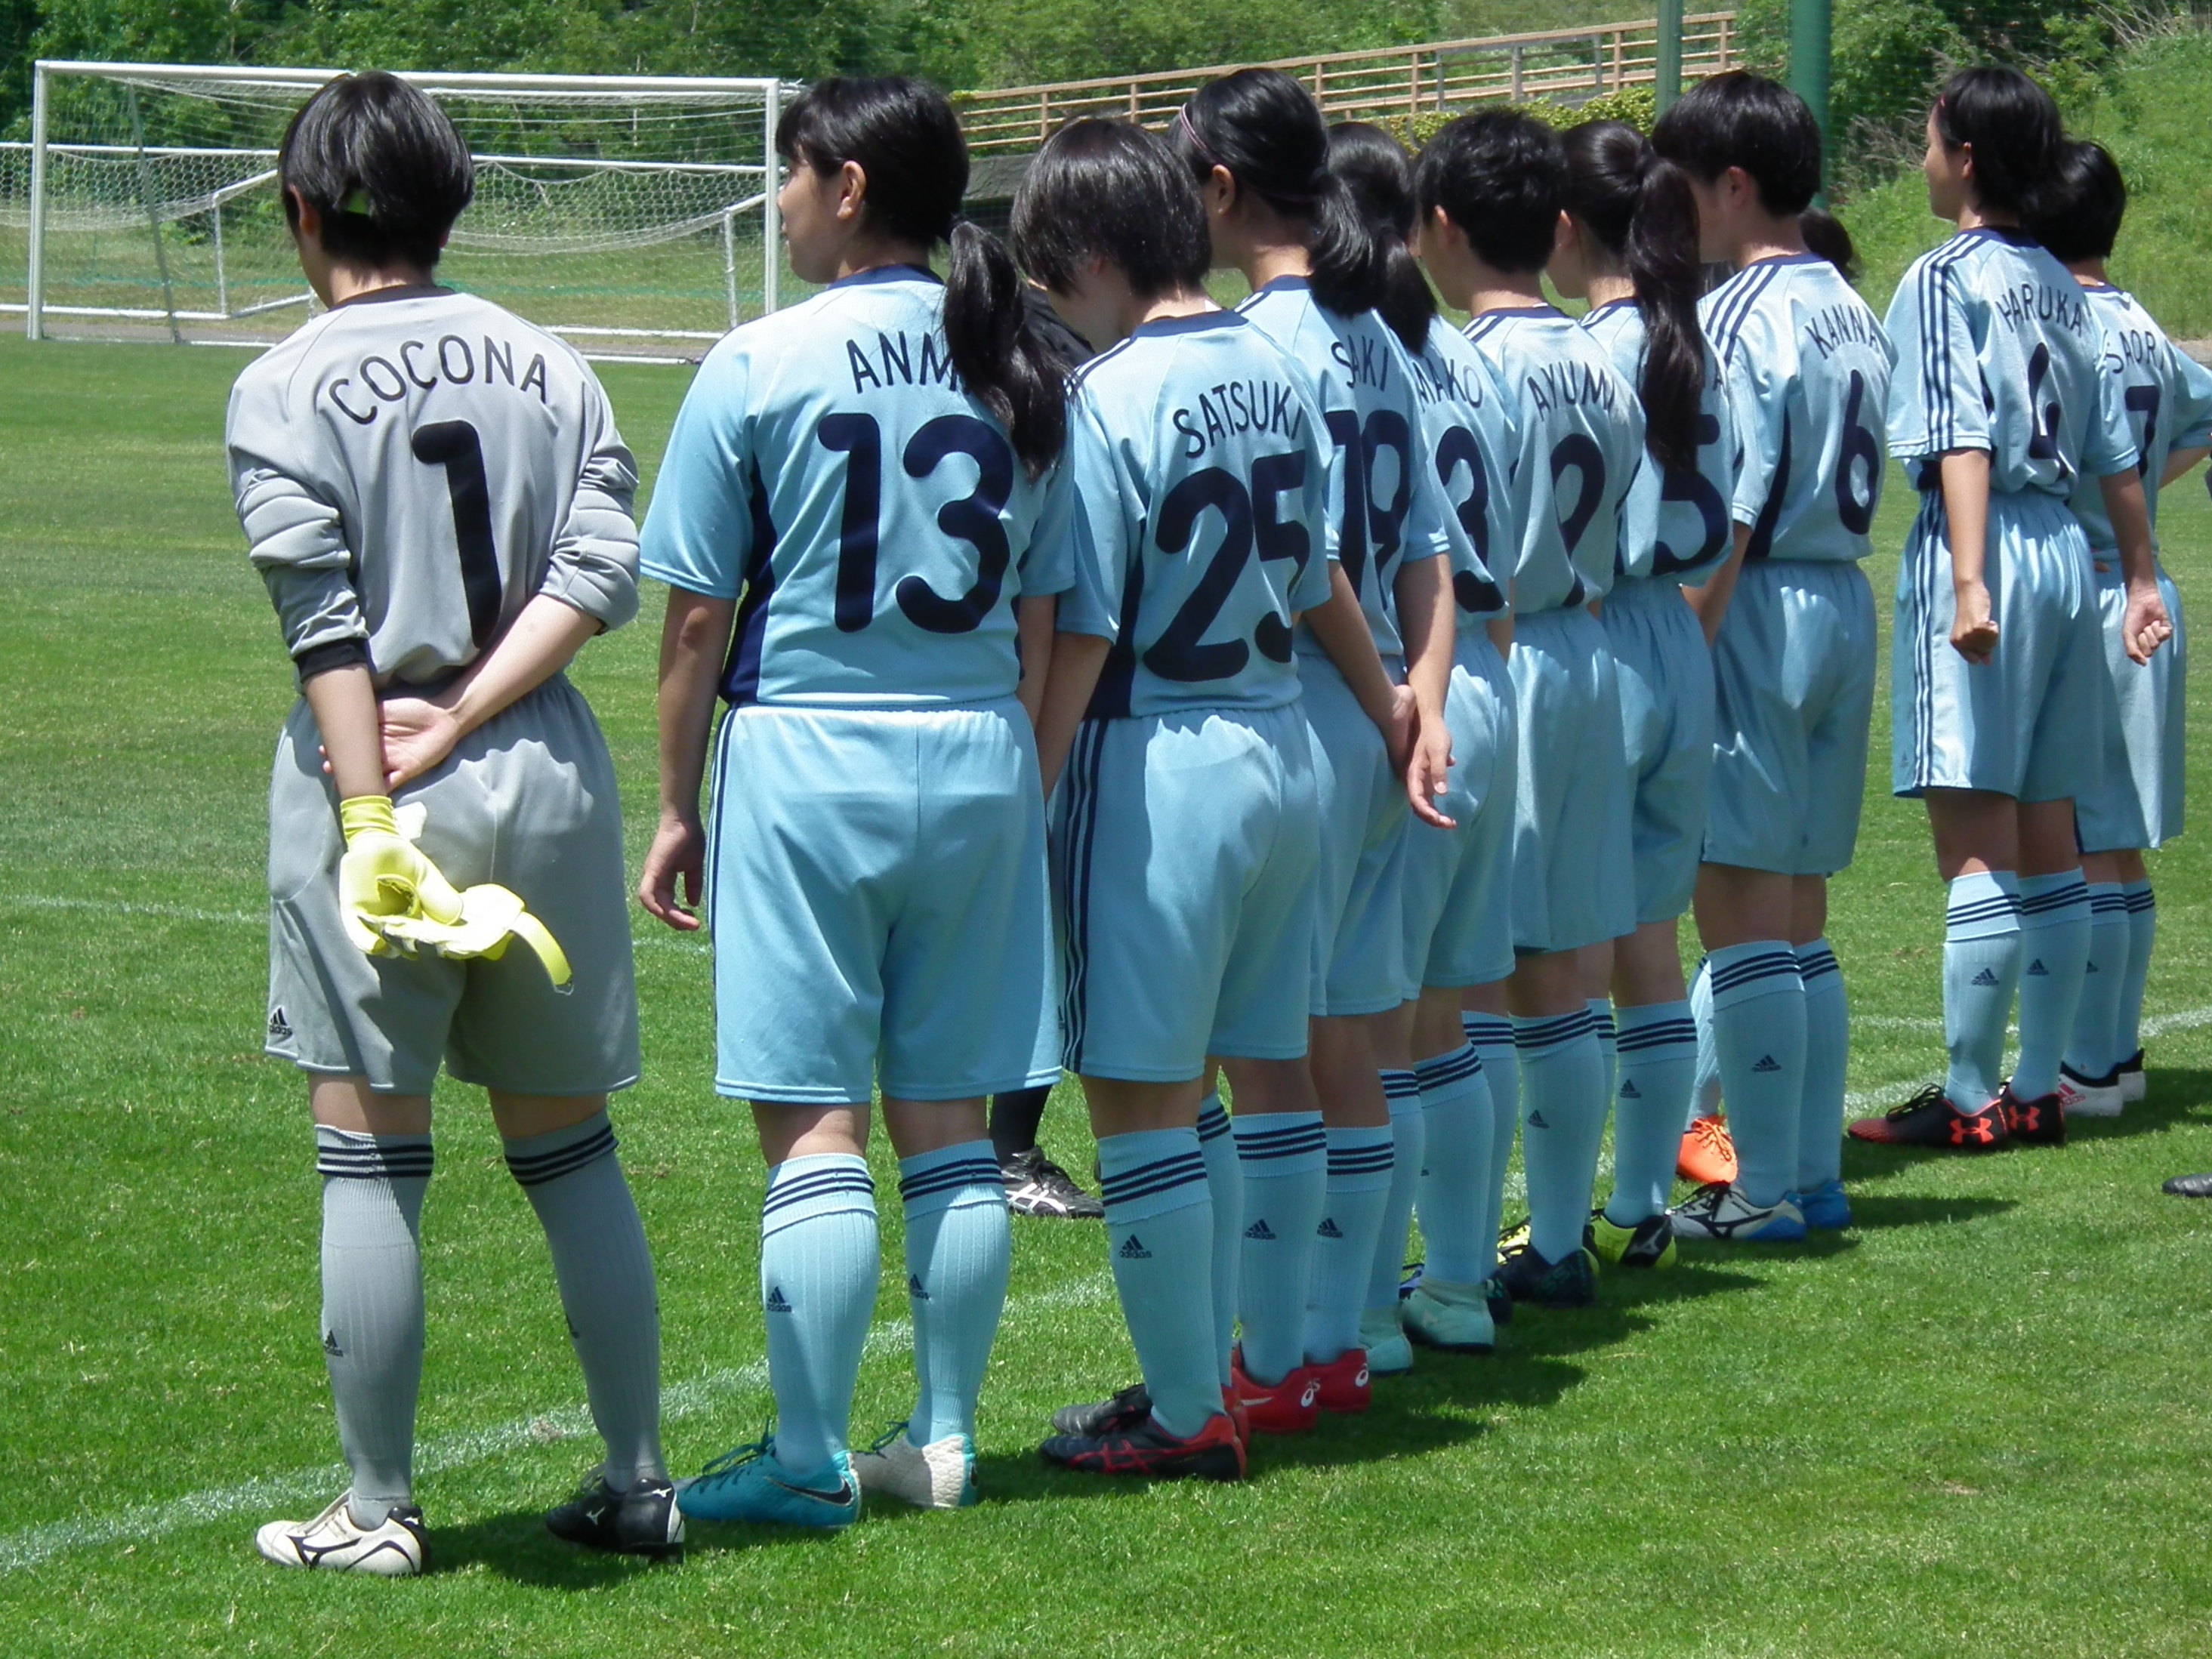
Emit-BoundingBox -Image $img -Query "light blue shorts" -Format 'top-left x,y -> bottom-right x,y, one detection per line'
705,698 -> 1056,1105
1402,630 -> 1517,990
1301,653 -> 1410,1017
1605,577 -> 1715,925
2077,558 -> 2186,852
1705,558 -> 1876,877
1054,705 -> 1319,1080
1508,607 -> 1635,954
1892,490 -> 2106,804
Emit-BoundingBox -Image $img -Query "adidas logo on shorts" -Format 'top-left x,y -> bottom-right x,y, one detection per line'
1316,1218 -> 1344,1239
323,1329 -> 344,1358
1528,1110 -> 1550,1129
267,1007 -> 292,1041
765,1287 -> 792,1313
907,1272 -> 930,1302
1243,1219 -> 1276,1241
1118,1235 -> 1152,1260
2026,958 -> 2049,977
1753,1054 -> 1782,1074
1972,968 -> 2001,986
1619,1080 -> 1642,1099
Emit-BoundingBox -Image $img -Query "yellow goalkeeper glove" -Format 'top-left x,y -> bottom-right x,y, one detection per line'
337,795 -> 465,957
378,882 -> 572,988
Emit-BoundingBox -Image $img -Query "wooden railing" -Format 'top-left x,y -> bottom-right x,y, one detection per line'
956,13 -> 1735,153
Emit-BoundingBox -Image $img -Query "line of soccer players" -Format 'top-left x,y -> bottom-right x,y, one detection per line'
231,60 -> 2204,1572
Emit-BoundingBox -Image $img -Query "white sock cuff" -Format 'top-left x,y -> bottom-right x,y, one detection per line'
1706,942 -> 1803,1011
2017,871 -> 2090,932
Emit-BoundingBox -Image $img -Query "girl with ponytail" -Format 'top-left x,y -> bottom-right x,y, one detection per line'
638,75 -> 1072,1524
1548,118 -> 1738,1249
1175,70 -> 1458,1408
1325,120 -> 1521,1356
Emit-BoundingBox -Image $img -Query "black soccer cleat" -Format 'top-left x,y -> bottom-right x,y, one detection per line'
545,1473 -> 684,1559
1051,1380 -> 1154,1439
2164,1172 -> 2212,1198
1847,1083 -> 2009,1152
1041,1411 -> 1245,1482
1495,1241 -> 1598,1308
1001,1148 -> 1106,1220
1998,1081 -> 2065,1146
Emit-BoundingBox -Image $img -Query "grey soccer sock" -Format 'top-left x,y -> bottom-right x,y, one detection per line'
316,1126 -> 431,1527
505,1112 -> 667,1490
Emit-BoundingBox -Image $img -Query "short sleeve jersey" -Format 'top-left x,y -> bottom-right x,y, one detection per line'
1884,228 -> 2130,498
226,288 -> 642,686
1461,304 -> 1645,613
1236,277 -> 1450,661
2068,283 -> 2212,551
1056,312 -> 1333,719
1701,253 -> 1893,562
640,267 -> 1073,708
1581,299 -> 1738,587
1408,316 -> 1515,628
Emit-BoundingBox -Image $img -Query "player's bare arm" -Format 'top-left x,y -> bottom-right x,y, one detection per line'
1032,631 -> 1111,797
640,585 -> 735,929
1938,449 -> 1998,663
1392,554 -> 1458,828
378,594 -> 603,786
2097,467 -> 2174,664
1307,564 -> 1415,775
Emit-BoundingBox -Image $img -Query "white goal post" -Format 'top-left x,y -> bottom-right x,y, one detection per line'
6,60 -> 800,357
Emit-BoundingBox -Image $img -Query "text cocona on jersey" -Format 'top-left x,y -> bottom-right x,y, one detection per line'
325,334 -> 551,426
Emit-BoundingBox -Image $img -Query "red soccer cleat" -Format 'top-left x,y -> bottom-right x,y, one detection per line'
1303,1347 -> 1371,1416
1230,1349 -> 1322,1435
1847,1084 -> 2010,1152
1039,1409 -> 1245,1481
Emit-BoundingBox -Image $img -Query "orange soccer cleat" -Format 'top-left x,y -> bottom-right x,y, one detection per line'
1677,1113 -> 1738,1187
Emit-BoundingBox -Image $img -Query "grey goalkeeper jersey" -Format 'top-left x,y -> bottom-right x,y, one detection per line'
227,288 -> 641,686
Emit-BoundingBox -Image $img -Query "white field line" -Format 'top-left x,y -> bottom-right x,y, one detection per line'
0,1272 -> 1114,1572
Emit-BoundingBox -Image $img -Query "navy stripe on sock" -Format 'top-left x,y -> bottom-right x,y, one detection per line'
1615,1017 -> 1699,1053
1415,1047 -> 1483,1090
899,1157 -> 1004,1203
316,1144 -> 433,1181
1513,1010 -> 1597,1053
1380,1070 -> 1422,1101
2089,890 -> 2132,916
1795,946 -> 1840,981
1099,1152 -> 1208,1207
504,1124 -> 618,1188
1327,1144 -> 1396,1176
2127,888 -> 2158,914
1708,949 -> 1802,994
1945,894 -> 2019,928
762,1168 -> 876,1216
2018,882 -> 2090,917
1232,1122 -> 1328,1159
1461,1015 -> 1514,1047
1197,1102 -> 1232,1141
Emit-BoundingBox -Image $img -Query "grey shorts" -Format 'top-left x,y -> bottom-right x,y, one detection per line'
264,674 -> 640,1096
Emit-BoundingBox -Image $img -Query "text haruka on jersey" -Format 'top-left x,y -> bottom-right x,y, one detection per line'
1171,378 -> 1310,461
1800,301 -> 1888,362
1993,279 -> 2092,338
844,328 -> 961,396
325,332 -> 553,426
1522,358 -> 1624,419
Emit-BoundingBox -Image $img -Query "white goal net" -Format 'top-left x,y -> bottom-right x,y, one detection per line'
4,60 -> 802,358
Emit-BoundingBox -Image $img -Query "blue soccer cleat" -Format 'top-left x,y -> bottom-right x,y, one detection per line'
1797,1179 -> 1852,1231
677,1432 -> 859,1530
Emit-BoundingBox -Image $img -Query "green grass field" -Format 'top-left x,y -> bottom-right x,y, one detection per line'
6,330 -> 2212,1657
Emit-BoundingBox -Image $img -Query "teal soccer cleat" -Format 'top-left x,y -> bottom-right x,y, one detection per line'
1796,1179 -> 1852,1230
677,1432 -> 860,1530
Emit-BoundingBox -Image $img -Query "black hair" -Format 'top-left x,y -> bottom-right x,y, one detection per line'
1562,119 -> 1705,474
1175,68 -> 1387,318
779,76 -> 1065,475
1010,119 -> 1211,302
1412,109 -> 1566,275
1324,122 -> 1435,354
2030,139 -> 2125,265
1799,207 -> 1860,281
279,72 -> 473,272
1649,71 -> 1822,217
1933,66 -> 2062,223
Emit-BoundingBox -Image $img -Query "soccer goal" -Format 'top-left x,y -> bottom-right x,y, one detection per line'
5,60 -> 800,358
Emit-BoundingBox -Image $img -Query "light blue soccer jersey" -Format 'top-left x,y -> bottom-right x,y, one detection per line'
640,266 -> 1072,707
1885,228 -> 2132,499
1409,316 -> 1515,626
1461,304 -> 1644,612
1581,299 -> 1737,586
1236,277 -> 1450,658
1055,310 -> 1334,717
2069,282 -> 2212,550
1703,253 -> 1893,561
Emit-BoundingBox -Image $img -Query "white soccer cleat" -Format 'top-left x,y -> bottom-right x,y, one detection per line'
1667,1183 -> 1807,1244
2057,1064 -> 2124,1119
2120,1052 -> 2147,1105
850,1426 -> 977,1509
254,1492 -> 426,1576
1359,1306 -> 1414,1376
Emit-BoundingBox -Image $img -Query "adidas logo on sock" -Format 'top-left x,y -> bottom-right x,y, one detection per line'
322,1330 -> 344,1359
1752,1054 -> 1782,1074
907,1272 -> 930,1302
1316,1218 -> 1344,1239
1118,1235 -> 1152,1260
1243,1219 -> 1276,1241
2086,961 -> 2100,973
764,1287 -> 792,1313
267,1007 -> 292,1041
1528,1110 -> 1550,1130
1619,1079 -> 1642,1099
1971,968 -> 2001,986
2027,959 -> 2049,976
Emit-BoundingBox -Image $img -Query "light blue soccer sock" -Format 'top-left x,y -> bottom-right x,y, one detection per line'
2013,871 -> 2090,1101
1097,1129 -> 1217,1440
1943,871 -> 2022,1109
1589,997 -> 1618,1121
504,1113 -> 665,1488
759,1153 -> 878,1475
1707,942 -> 1806,1209
1689,956 -> 1723,1121
316,1127 -> 431,1527
896,1140 -> 1010,1446
1232,1111 -> 1324,1385
2065,883 -> 2131,1079
1415,1044 -> 1493,1284
1513,1009 -> 1607,1266
1794,941 -> 1848,1192
2120,880 -> 2156,1061
1305,1126 -> 1393,1362
1365,1072 -> 1425,1315
1461,1013 -> 1519,1275
1604,1001 -> 1697,1224
1197,1092 -> 1242,1389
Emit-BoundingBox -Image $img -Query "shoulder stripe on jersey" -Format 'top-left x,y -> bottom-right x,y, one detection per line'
1069,331 -> 1143,392
1917,237 -> 1981,456
1708,263 -> 1782,368
1462,313 -> 1510,347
